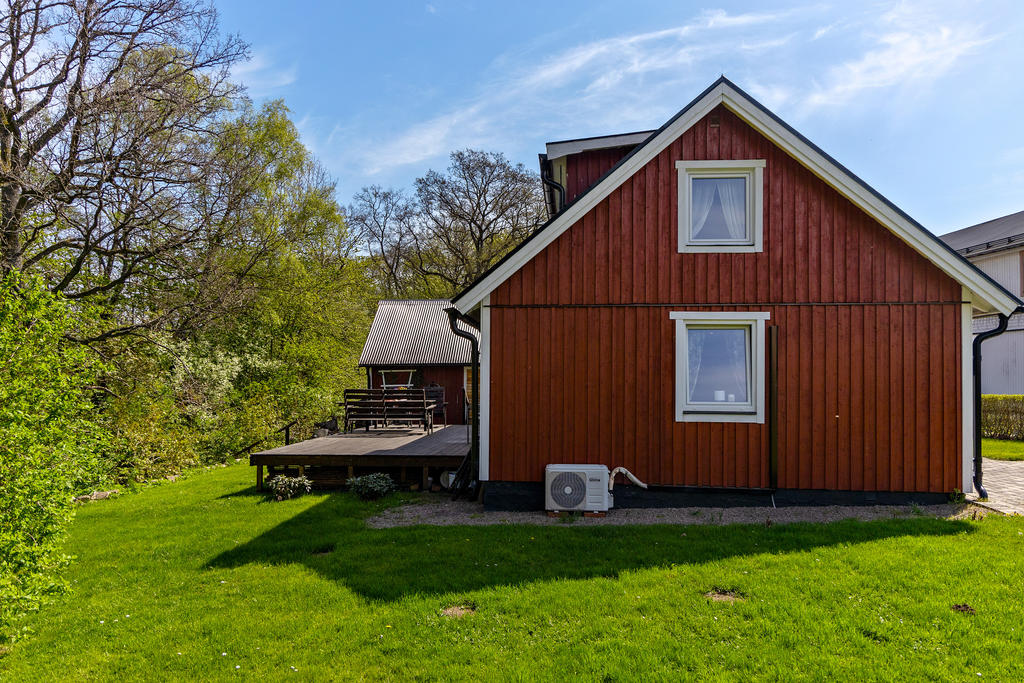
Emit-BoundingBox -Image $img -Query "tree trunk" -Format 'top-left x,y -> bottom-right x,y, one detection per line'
1,183 -> 23,272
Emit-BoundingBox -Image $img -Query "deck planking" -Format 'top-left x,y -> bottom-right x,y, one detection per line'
253,425 -> 469,458
249,425 -> 469,490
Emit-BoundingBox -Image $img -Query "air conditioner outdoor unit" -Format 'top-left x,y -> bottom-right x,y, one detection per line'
545,464 -> 611,512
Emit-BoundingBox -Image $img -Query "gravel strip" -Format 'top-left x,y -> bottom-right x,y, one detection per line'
367,494 -> 980,528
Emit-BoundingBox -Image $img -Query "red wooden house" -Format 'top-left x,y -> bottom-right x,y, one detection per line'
452,77 -> 1021,508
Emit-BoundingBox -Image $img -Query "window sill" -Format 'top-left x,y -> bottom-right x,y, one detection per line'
678,243 -> 761,254
676,411 -> 764,424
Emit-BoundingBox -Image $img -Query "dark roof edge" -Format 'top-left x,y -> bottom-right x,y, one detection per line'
719,79 -> 1022,309
454,76 -> 1022,311
452,77 -> 728,308
358,362 -> 471,368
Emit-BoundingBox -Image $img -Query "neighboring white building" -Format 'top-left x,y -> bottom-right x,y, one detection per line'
942,210 -> 1024,394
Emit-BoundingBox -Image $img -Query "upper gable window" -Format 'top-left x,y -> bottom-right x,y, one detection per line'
676,160 -> 765,253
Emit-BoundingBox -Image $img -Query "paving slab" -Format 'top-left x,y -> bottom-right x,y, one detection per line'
969,458 -> 1024,515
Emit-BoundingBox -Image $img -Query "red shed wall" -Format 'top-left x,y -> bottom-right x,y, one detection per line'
488,105 -> 963,492
369,365 -> 467,425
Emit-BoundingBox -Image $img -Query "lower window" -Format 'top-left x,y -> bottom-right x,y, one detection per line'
670,311 -> 770,423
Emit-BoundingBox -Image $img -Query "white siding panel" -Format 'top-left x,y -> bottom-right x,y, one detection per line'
980,330 -> 1024,394
971,250 -> 1022,297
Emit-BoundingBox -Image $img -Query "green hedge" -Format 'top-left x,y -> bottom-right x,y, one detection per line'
981,395 -> 1024,441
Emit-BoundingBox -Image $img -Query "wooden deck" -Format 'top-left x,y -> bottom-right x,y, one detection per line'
250,425 -> 469,490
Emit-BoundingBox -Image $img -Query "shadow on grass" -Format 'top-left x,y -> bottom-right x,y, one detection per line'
209,493 -> 973,602
217,485 -> 268,500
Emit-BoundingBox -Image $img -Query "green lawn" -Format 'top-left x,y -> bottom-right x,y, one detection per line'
983,437 -> 1024,461
2,466 -> 1023,681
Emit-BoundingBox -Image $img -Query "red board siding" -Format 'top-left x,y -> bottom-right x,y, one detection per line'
369,365 -> 468,425
488,105 -> 963,492
565,147 -> 634,204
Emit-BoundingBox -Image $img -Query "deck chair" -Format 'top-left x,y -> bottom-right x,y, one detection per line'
424,385 -> 448,427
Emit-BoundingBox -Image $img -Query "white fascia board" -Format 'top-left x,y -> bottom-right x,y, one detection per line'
454,81 -> 1019,315
545,131 -> 655,161
454,83 -> 729,313
718,90 -> 1018,316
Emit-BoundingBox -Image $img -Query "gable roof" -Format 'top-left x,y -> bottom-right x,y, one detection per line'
941,209 -> 1024,257
359,299 -> 478,367
453,77 -> 1021,316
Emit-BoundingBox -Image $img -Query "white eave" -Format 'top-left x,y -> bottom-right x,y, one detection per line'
545,130 -> 655,161
455,79 -> 1021,317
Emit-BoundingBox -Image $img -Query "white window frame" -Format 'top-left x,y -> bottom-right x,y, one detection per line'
670,311 -> 770,424
676,159 -> 765,253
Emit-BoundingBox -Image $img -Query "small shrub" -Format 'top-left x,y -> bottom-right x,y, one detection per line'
267,475 -> 312,501
980,395 -> 1024,441
346,472 -> 394,500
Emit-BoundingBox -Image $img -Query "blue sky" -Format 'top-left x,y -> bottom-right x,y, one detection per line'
216,0 -> 1024,234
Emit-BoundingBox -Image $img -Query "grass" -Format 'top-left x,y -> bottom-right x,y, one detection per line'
983,437 -> 1024,461
2,466 -> 1024,681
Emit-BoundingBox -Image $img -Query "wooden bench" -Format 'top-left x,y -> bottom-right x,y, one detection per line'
343,389 -> 386,432
383,388 -> 434,433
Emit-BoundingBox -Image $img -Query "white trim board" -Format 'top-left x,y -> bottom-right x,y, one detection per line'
478,295 -> 491,481
961,293 -> 974,494
453,79 -> 1019,316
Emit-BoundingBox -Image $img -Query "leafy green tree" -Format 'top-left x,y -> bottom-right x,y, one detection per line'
0,273 -> 106,642
94,101 -> 377,479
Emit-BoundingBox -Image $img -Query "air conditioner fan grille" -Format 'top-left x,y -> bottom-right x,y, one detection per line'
550,471 -> 587,509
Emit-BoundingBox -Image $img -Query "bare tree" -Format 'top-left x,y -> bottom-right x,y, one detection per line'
0,0 -> 248,302
410,149 -> 545,296
346,185 -> 417,297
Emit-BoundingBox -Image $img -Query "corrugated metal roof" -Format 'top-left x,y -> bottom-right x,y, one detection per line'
940,209 -> 1024,256
359,299 -> 478,367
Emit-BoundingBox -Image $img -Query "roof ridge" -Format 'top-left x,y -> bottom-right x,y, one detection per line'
451,76 -> 1020,315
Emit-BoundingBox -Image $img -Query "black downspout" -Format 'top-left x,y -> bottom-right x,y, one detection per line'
539,154 -> 566,217
446,307 -> 480,498
972,311 -> 1013,498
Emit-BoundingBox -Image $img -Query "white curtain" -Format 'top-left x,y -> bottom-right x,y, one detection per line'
687,330 -> 705,400
726,330 -> 748,401
690,179 -> 716,238
716,179 -> 747,239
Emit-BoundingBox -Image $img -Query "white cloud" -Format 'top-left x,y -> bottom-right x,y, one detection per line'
744,81 -> 795,110
231,52 -> 298,98
302,0 -> 1008,195
345,8 -> 797,177
804,7 -> 993,109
